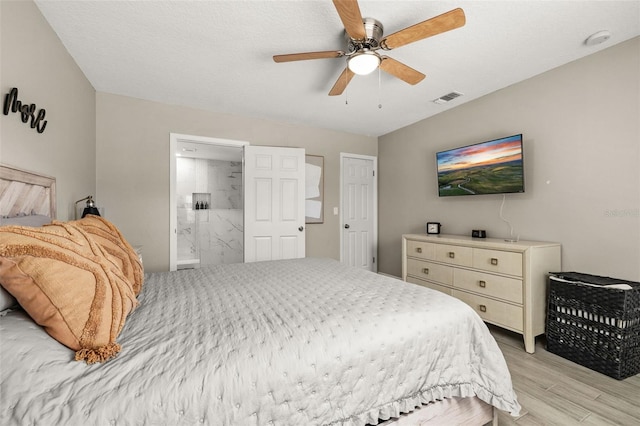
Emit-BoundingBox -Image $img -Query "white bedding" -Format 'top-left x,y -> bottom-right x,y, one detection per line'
0,258 -> 520,425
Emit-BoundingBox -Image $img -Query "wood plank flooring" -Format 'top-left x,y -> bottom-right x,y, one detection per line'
489,325 -> 640,425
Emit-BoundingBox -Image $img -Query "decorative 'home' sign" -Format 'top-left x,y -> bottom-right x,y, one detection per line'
3,88 -> 47,133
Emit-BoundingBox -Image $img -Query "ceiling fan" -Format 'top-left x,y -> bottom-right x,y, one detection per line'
273,0 -> 466,96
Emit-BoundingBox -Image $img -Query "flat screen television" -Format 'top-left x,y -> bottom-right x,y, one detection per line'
436,134 -> 525,197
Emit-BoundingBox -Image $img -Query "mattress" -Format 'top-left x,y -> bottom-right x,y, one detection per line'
0,257 -> 520,425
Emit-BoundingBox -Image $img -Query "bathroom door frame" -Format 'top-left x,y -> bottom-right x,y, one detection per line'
169,133 -> 248,271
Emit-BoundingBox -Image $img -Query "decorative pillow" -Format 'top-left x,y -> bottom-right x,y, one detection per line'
0,214 -> 52,312
72,215 -> 144,295
0,220 -> 138,363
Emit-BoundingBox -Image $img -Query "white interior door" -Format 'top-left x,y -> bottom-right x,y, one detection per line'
341,154 -> 377,271
244,145 -> 306,262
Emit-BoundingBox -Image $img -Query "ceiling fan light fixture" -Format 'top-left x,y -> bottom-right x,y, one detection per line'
348,51 -> 380,75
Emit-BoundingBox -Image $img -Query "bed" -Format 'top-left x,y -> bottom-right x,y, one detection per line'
0,164 -> 520,425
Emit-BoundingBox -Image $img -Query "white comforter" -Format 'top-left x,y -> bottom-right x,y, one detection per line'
0,258 -> 520,425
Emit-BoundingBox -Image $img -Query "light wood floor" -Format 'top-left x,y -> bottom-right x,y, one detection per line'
489,325 -> 640,425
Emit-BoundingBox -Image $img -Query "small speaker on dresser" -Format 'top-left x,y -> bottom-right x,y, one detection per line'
472,230 -> 486,238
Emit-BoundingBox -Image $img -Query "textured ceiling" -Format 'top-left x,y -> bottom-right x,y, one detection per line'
35,0 -> 640,137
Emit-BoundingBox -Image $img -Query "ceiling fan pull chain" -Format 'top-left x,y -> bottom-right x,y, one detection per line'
378,66 -> 382,109
345,70 -> 349,105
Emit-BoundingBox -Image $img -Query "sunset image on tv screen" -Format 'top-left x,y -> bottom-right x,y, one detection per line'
437,134 -> 524,196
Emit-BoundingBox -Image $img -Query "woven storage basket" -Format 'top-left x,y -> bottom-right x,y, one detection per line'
546,272 -> 640,380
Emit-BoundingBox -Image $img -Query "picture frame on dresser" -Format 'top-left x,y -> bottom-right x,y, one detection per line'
402,233 -> 561,353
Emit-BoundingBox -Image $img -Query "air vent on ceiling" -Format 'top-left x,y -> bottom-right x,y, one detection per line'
433,91 -> 463,104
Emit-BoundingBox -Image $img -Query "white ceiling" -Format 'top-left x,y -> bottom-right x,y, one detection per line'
35,1 -> 640,137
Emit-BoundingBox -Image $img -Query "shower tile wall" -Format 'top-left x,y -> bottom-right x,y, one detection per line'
177,158 -> 243,266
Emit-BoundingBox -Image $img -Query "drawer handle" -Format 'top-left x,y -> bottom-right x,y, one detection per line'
422,268 -> 429,275
448,252 -> 455,259
416,247 -> 422,254
479,305 -> 487,313
478,280 -> 486,288
490,258 -> 498,266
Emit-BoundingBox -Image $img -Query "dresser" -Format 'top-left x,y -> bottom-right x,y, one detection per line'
402,234 -> 561,353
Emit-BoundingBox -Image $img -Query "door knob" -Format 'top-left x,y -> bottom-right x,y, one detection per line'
344,224 -> 350,229
298,226 -> 304,232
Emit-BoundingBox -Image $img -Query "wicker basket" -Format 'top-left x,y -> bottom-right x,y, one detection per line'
546,272 -> 640,380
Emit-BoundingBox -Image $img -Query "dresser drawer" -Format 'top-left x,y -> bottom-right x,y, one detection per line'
472,248 -> 523,276
435,244 -> 473,267
407,276 -> 452,296
406,259 -> 453,285
406,240 -> 436,260
454,269 -> 523,304
452,290 -> 523,332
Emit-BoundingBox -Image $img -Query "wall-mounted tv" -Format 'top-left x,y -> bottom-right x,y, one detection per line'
436,134 -> 525,197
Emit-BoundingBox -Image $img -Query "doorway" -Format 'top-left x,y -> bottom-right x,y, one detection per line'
169,133 -> 248,271
340,153 -> 378,272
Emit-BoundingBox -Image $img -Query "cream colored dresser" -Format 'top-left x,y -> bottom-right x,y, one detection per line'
402,234 -> 561,353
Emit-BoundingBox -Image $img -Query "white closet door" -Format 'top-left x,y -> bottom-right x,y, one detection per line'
341,155 -> 376,271
244,145 -> 306,262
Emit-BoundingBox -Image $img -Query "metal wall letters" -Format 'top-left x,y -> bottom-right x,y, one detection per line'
3,88 -> 47,133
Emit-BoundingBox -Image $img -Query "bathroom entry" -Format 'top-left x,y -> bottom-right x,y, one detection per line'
169,134 -> 307,271
169,134 -> 248,271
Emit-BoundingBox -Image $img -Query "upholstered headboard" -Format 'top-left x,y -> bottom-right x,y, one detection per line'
0,164 -> 56,220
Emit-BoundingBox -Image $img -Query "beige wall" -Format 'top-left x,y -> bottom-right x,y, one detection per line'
378,37 -> 640,281
96,93 -> 377,272
5,0 -> 638,280
0,0 -> 96,220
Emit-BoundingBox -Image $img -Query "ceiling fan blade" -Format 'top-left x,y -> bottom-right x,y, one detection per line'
273,50 -> 345,63
381,8 -> 465,50
332,0 -> 366,40
379,56 -> 425,85
329,67 -> 355,96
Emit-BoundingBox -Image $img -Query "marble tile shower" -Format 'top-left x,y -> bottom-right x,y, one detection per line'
176,157 -> 243,268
